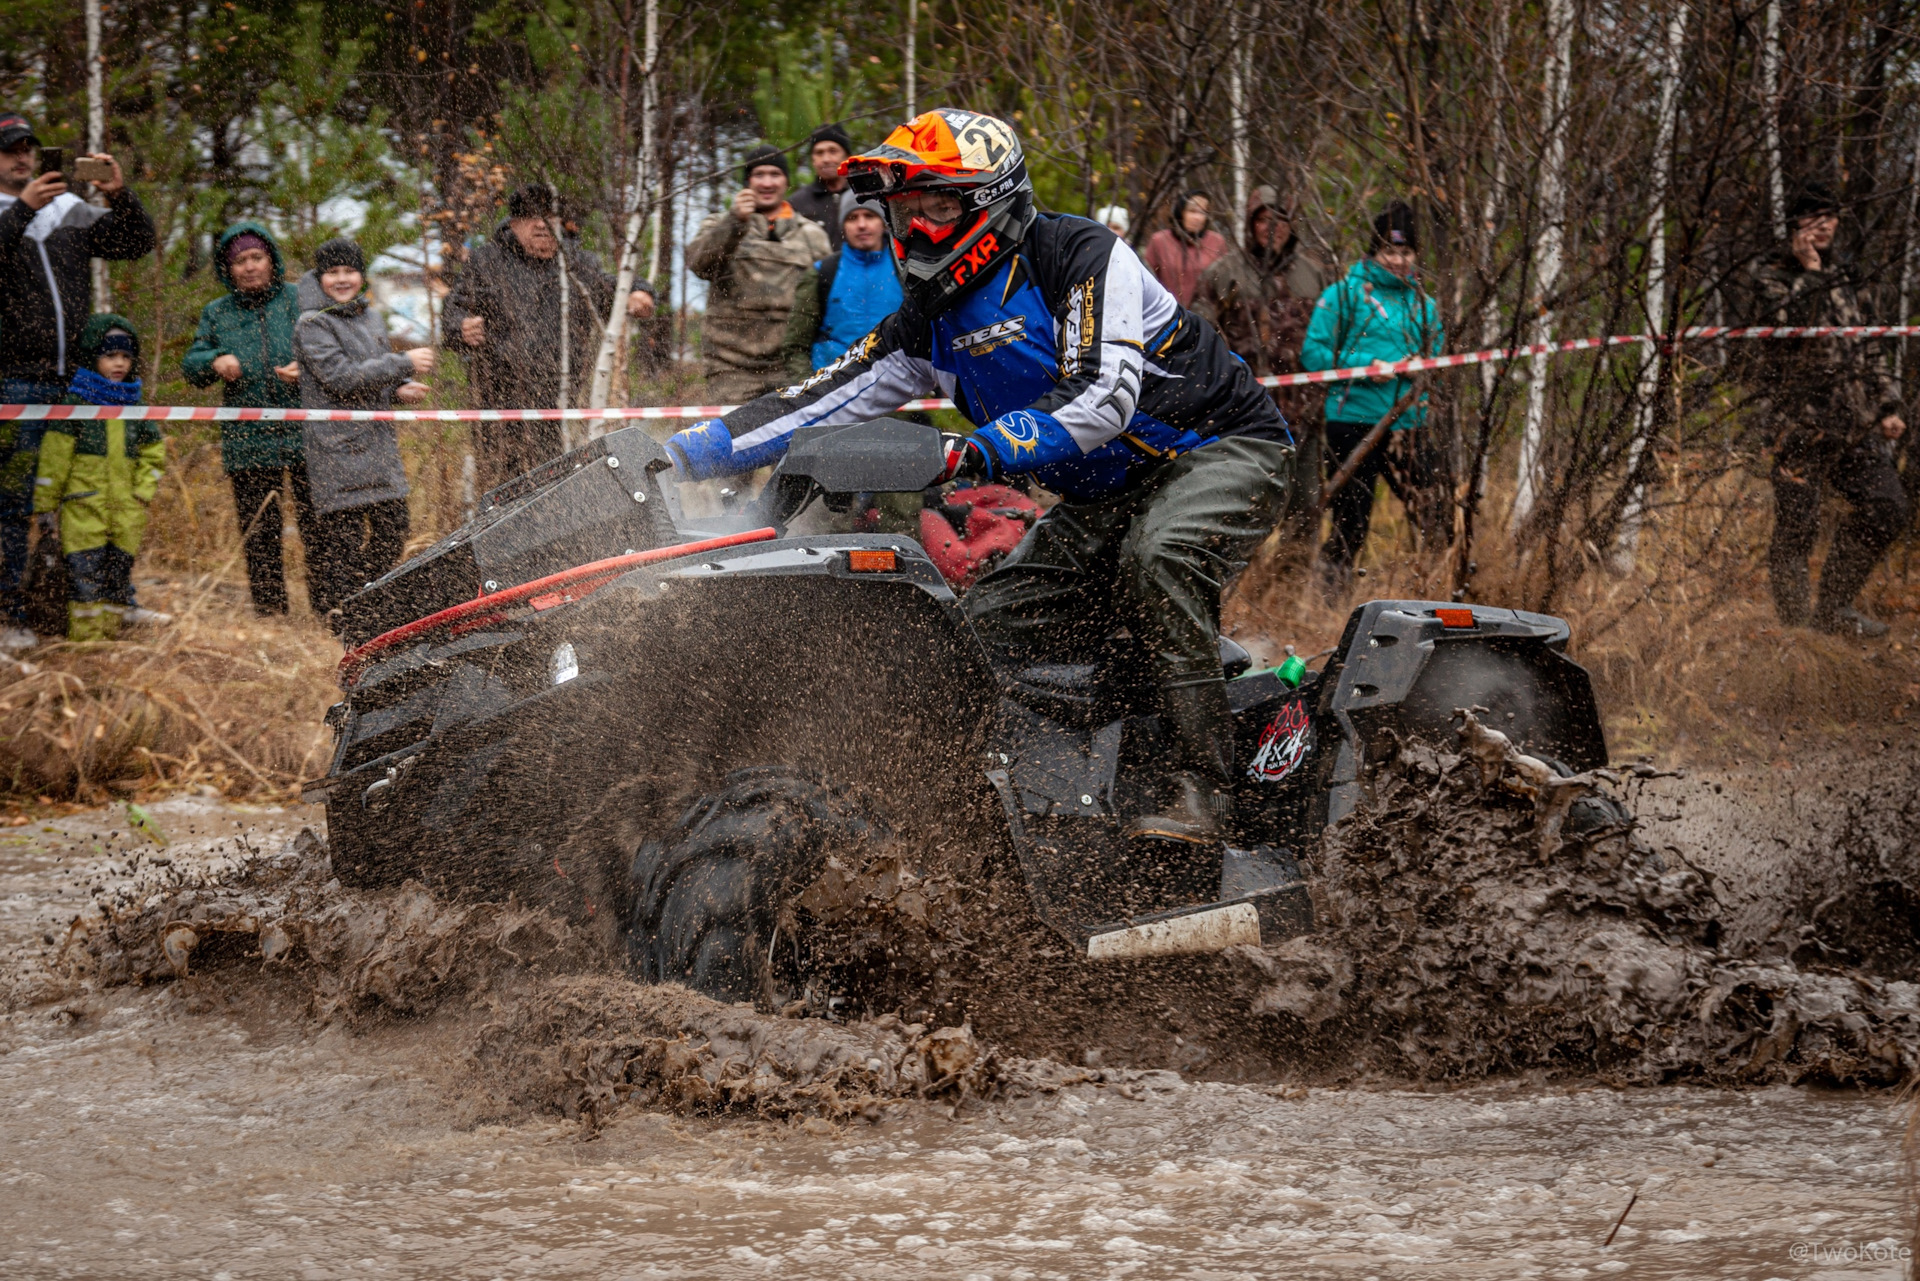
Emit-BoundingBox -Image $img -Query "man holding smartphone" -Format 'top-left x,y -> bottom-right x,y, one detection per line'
0,111 -> 156,639
1743,182 -> 1911,637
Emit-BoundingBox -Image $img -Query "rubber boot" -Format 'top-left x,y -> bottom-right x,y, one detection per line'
1130,679 -> 1236,845
1811,526 -> 1887,635
67,601 -> 122,643
1816,606 -> 1891,638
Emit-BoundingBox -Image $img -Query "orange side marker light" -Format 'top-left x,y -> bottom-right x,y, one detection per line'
848,549 -> 897,573
1435,607 -> 1476,628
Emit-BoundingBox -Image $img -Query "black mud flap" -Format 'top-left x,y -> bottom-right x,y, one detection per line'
1316,601 -> 1609,829
988,768 -> 1314,960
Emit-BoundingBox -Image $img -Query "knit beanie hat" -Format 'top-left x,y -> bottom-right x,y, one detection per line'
1248,185 -> 1294,223
97,328 -> 138,358
1369,201 -> 1419,254
838,188 -> 882,227
75,312 -> 141,367
507,184 -> 557,220
1786,181 -> 1840,223
314,237 -> 366,274
808,123 -> 854,155
741,144 -> 791,184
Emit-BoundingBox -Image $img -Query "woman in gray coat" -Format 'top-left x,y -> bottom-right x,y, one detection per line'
293,238 -> 436,627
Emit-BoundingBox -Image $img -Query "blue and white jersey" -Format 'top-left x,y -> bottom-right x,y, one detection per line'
680,214 -> 1288,501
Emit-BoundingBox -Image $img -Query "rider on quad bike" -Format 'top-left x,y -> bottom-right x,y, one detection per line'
667,108 -> 1295,846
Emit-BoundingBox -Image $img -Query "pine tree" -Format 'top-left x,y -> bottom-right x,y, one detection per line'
252,4 -> 416,270
753,32 -> 835,155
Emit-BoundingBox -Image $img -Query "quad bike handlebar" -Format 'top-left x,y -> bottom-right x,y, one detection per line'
740,418 -> 949,533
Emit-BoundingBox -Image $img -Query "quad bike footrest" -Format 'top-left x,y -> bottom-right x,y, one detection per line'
1082,845 -> 1313,961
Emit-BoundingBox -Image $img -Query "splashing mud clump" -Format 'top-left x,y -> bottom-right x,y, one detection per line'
53,833 -> 1083,1122
1248,720 -> 1920,1086
480,977 -> 1039,1127
64,830 -> 590,1018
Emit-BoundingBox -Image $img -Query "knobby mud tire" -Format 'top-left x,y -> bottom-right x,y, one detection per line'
624,768 -> 889,1005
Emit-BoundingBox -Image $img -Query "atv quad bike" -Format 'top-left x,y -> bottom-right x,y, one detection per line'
310,419 -> 1610,1005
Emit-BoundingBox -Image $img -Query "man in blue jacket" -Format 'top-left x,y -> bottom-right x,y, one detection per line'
781,190 -> 904,381
668,109 -> 1295,844
1301,201 -> 1443,602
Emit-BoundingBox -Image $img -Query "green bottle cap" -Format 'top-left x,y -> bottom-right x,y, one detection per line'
1276,654 -> 1306,688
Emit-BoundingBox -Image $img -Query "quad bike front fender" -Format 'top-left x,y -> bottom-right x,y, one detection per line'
320,531 -> 999,897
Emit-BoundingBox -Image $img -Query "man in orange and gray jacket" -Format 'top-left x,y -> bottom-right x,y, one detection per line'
687,145 -> 832,404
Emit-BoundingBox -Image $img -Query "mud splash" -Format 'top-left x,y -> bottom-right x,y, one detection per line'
1786,746 -> 1920,977
63,830 -> 588,1017
5,787 -> 1911,1276
1249,726 -> 1920,1085
477,977 -> 1076,1127
781,719 -> 1920,1090
38,715 -> 1920,1119
49,833 -> 1086,1124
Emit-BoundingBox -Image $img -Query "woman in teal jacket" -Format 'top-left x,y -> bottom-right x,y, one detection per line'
1301,201 -> 1443,599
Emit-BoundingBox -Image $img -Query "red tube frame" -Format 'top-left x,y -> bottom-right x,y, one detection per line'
337,527 -> 779,688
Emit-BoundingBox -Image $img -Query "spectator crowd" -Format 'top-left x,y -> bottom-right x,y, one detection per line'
0,104 -> 1911,646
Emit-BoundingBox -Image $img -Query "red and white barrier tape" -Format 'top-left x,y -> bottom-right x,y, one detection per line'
2,323 -> 1912,422
1257,323 -> 1920,387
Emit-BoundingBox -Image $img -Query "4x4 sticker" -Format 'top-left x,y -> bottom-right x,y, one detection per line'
1249,696 -> 1313,783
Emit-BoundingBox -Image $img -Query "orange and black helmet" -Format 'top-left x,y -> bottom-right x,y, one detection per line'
843,108 -> 1034,314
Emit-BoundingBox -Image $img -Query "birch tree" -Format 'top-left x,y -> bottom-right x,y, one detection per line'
1510,0 -> 1575,530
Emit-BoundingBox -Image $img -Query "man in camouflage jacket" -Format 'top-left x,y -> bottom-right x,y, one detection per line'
687,145 -> 832,404
1743,184 -> 1910,635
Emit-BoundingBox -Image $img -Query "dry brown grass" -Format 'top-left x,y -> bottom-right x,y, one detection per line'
0,415 -> 679,806
0,576 -> 338,803
3,418 -> 1913,804
0,422 -> 384,804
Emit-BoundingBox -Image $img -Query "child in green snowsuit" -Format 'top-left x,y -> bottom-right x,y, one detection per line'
34,314 -> 165,641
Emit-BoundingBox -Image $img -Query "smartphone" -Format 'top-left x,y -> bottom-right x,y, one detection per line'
72,156 -> 113,183
36,146 -> 64,176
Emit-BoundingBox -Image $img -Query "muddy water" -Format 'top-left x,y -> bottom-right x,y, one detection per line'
1,793 -> 1910,1279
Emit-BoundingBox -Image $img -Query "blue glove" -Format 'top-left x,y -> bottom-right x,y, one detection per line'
972,408 -> 1070,477
666,418 -> 736,481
